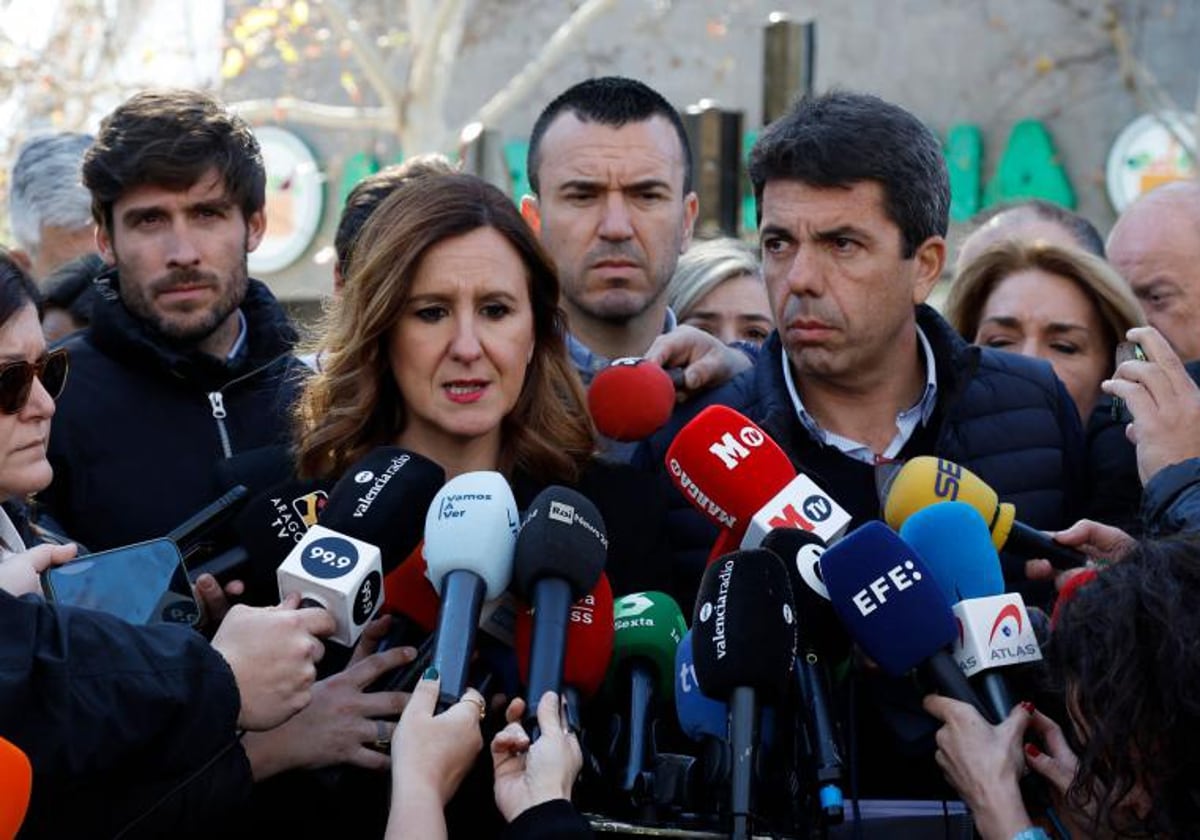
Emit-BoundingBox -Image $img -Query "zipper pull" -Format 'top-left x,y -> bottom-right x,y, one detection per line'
208,391 -> 227,419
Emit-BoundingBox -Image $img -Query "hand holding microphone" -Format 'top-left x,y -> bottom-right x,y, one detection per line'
491,692 -> 583,824
644,323 -> 753,396
212,596 -> 337,731
387,669 -> 488,837
589,357 -> 677,441
241,641 -> 419,778
922,696 -> 1039,840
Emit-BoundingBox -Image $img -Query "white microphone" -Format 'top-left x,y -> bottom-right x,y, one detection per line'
424,471 -> 519,707
739,473 -> 852,549
952,593 -> 1043,678
276,524 -> 384,646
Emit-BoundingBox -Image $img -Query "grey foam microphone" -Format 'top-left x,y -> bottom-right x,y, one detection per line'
424,471 -> 519,708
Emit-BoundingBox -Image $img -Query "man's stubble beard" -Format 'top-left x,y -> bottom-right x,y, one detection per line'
115,238 -> 250,346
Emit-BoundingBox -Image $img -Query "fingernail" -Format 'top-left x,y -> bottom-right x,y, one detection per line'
1024,743 -> 1041,759
401,646 -> 417,659
423,666 -> 439,681
1021,701 -> 1035,714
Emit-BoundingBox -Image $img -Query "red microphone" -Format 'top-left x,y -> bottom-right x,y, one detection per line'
588,358 -> 676,441
0,736 -> 31,838
516,573 -> 615,701
382,541 -> 440,634
664,405 -> 796,539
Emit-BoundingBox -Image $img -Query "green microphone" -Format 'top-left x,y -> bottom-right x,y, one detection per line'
607,591 -> 687,796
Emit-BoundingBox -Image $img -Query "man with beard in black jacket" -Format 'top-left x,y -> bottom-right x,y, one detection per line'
38,90 -> 304,607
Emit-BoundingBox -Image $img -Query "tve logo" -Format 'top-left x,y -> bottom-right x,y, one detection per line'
709,426 -> 766,470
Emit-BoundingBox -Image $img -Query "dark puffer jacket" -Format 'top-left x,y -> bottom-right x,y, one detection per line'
1,590 -> 249,838
40,273 -> 305,552
641,304 -> 1086,612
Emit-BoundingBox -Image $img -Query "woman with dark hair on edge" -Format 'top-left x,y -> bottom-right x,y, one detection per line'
0,251 -> 77,594
925,536 -> 1200,839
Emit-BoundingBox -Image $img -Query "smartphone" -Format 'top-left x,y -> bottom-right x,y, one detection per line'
1111,341 -> 1147,421
42,538 -> 201,627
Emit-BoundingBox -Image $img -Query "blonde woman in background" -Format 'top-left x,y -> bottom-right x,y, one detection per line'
946,239 -> 1147,530
667,237 -> 773,346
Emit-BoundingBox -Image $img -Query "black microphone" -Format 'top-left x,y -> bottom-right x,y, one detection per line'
691,549 -> 796,840
511,486 -> 607,737
320,447 -> 446,566
188,475 -> 333,590
760,528 -> 845,825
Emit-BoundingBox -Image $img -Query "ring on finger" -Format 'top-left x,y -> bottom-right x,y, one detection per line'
371,718 -> 391,752
463,695 -> 486,719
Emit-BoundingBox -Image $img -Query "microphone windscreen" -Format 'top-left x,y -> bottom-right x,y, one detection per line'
819,522 -> 956,677
899,501 -> 1004,603
321,447 -> 446,571
382,541 -> 440,633
692,549 -> 796,701
516,573 -> 615,699
513,486 -> 607,601
424,471 -> 518,600
760,528 -> 848,658
588,357 -> 676,441
214,444 -> 298,497
609,591 -> 687,703
883,456 -> 1000,535
234,476 -> 332,568
665,405 -> 796,534
674,629 -> 728,741
0,736 -> 30,837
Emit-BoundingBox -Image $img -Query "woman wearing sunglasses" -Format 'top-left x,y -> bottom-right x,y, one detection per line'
0,252 -> 76,597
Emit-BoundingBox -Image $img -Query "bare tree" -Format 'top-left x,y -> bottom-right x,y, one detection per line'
226,0 -> 619,155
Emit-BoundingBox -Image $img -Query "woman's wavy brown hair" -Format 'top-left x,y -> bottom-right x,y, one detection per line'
294,173 -> 594,483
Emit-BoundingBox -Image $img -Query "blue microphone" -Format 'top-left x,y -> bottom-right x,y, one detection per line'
818,522 -> 990,718
901,503 -> 1036,724
675,629 -> 728,740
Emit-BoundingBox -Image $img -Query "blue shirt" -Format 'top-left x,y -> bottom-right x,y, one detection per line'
566,308 -> 678,386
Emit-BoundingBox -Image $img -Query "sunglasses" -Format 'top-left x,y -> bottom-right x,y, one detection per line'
0,347 -> 69,414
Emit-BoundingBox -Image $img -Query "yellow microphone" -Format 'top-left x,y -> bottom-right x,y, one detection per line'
883,457 -> 1084,570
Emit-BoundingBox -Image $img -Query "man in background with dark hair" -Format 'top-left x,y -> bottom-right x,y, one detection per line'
521,76 -> 752,463
39,90 -> 304,574
522,76 -> 700,383
648,91 -> 1085,800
